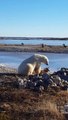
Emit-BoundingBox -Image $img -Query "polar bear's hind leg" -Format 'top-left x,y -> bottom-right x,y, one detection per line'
26,64 -> 34,75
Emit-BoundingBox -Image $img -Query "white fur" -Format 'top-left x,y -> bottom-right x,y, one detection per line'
18,54 -> 49,75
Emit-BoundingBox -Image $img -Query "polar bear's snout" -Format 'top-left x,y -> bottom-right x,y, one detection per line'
46,59 -> 49,65
46,62 -> 48,65
41,56 -> 49,65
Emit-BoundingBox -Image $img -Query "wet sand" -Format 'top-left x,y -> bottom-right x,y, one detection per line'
0,44 -> 68,53
0,65 -> 17,73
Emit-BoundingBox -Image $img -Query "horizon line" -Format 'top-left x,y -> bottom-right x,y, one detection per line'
0,36 -> 68,38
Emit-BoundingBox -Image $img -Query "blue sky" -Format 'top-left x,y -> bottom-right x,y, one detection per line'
0,0 -> 68,37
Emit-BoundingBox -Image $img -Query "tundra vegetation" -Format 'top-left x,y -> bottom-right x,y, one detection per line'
0,67 -> 68,120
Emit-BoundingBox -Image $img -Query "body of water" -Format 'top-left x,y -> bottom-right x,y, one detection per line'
0,39 -> 68,46
0,52 -> 68,71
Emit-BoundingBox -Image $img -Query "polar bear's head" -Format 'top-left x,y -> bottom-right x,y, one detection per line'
34,54 -> 49,65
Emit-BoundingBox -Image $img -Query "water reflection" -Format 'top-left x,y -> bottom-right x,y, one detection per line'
0,52 -> 68,71
0,39 -> 68,46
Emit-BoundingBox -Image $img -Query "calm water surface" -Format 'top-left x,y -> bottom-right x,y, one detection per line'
0,39 -> 68,46
0,52 -> 68,71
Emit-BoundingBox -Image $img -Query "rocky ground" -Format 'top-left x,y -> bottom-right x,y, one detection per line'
0,66 -> 68,120
0,44 -> 68,53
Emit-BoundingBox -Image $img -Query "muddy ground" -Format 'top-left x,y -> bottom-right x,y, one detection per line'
0,44 -> 68,53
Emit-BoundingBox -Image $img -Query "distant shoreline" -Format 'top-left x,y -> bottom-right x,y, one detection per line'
0,36 -> 68,40
0,44 -> 68,53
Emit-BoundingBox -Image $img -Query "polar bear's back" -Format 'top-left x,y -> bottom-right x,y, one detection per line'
21,55 -> 35,64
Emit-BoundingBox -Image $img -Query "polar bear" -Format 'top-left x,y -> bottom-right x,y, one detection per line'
18,54 -> 49,76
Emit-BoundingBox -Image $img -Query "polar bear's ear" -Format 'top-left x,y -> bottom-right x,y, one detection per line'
35,56 -> 39,61
34,54 -> 39,61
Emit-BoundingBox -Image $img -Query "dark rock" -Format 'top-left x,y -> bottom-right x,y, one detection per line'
54,68 -> 68,81
61,85 -> 68,90
21,43 -> 24,45
26,81 -> 35,89
42,73 -> 50,80
16,68 -> 68,92
63,44 -> 67,47
41,44 -> 45,48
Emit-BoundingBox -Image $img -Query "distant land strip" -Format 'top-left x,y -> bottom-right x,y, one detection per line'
0,44 -> 68,53
0,37 -> 68,40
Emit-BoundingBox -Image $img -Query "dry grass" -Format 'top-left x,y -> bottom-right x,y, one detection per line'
0,89 -> 67,120
0,75 -> 68,120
